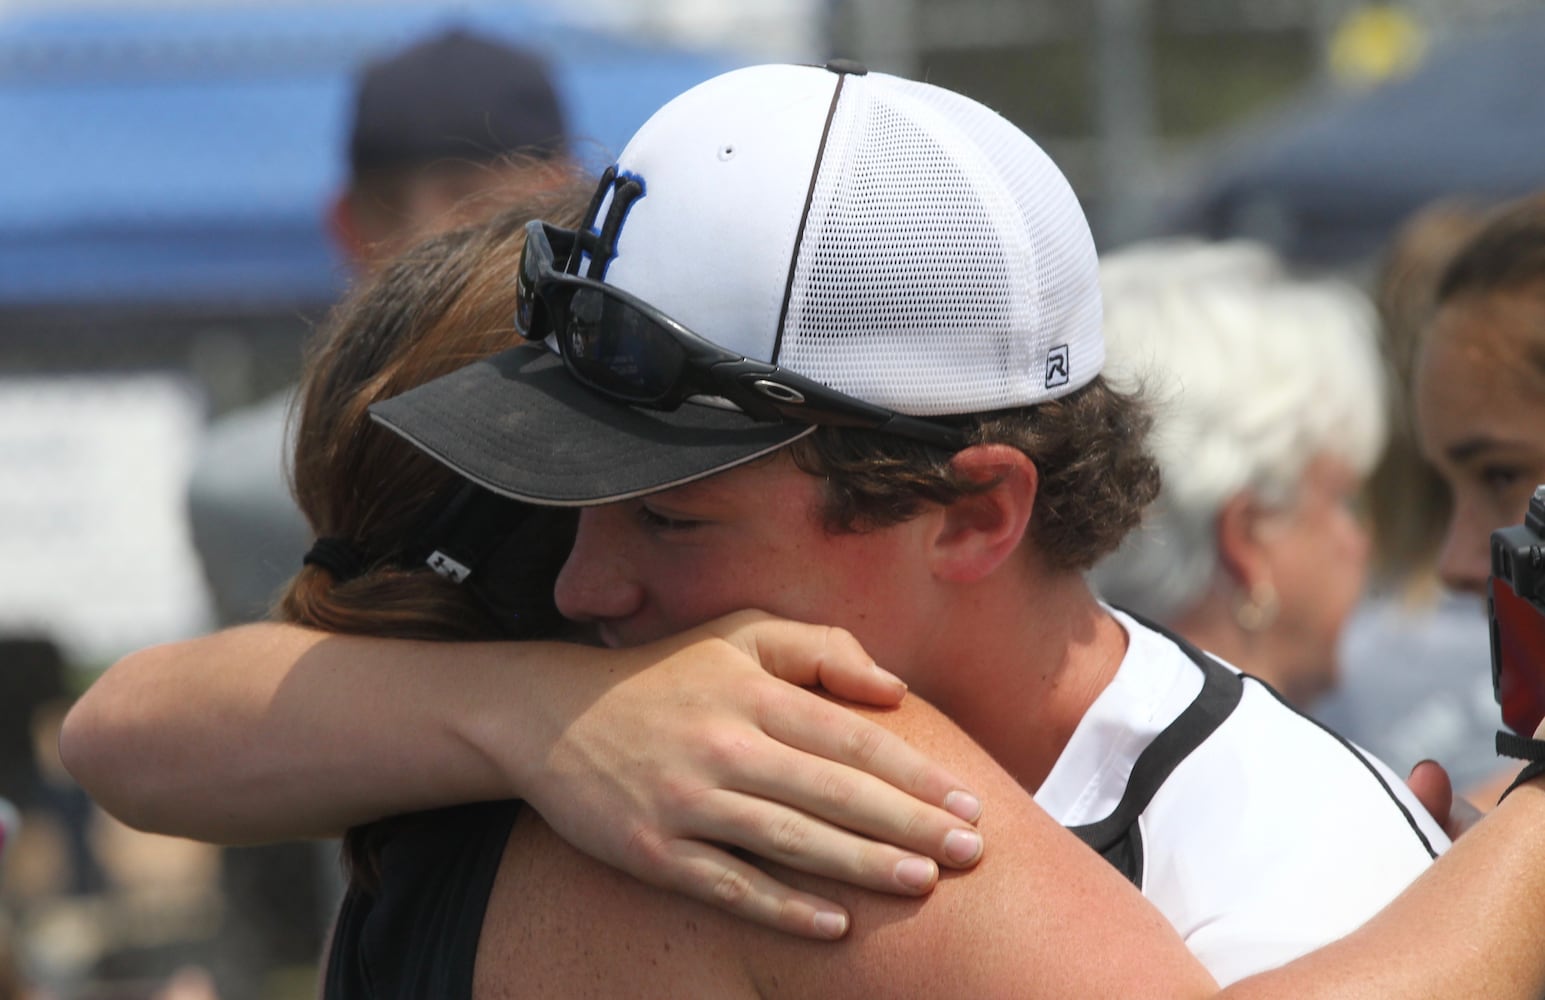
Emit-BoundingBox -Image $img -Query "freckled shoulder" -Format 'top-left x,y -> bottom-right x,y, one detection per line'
472,695 -> 1213,999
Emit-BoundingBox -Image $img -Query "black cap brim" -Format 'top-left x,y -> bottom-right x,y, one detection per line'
369,347 -> 814,506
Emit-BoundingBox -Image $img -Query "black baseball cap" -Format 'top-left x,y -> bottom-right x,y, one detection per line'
348,28 -> 568,176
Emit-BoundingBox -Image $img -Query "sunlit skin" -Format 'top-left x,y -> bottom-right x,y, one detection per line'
551,446 -> 1131,795
1415,290 -> 1545,596
553,456 -> 938,659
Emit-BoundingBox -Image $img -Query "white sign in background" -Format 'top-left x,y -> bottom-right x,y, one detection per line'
0,373 -> 215,667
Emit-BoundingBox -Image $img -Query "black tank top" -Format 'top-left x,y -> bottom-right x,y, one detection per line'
322,800 -> 521,999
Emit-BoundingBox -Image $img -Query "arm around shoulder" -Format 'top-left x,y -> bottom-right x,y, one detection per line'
59,622 -> 525,842
58,609 -> 989,946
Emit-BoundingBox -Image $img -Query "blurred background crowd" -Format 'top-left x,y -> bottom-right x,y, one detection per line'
2,0 -> 1543,997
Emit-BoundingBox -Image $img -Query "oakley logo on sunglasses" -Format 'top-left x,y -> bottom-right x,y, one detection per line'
750,380 -> 806,404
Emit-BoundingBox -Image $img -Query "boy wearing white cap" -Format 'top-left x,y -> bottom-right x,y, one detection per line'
373,61 -> 1446,985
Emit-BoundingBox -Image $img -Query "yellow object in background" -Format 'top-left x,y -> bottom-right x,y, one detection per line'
1330,4 -> 1428,85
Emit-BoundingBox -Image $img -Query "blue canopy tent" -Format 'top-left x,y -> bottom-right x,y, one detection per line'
1162,10 -> 1545,267
0,2 -> 742,310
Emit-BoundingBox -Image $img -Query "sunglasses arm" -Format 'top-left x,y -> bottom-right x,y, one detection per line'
710,362 -> 967,451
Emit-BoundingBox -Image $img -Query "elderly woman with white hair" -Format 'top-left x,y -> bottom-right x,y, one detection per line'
1090,239 -> 1386,708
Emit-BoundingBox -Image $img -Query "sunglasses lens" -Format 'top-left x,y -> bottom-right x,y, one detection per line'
564,287 -> 686,403
515,230 -> 551,340
515,287 -> 539,340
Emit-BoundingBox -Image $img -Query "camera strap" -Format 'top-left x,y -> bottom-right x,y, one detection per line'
1495,730 -> 1545,802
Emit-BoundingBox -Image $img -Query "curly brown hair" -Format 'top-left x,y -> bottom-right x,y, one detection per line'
787,374 -> 1161,573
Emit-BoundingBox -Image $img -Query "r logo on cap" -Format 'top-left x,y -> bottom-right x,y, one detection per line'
1045,345 -> 1070,389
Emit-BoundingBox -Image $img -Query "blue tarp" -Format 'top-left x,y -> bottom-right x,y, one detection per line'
0,3 -> 742,308
1164,11 -> 1545,265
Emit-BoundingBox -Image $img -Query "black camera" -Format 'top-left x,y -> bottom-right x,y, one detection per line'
1489,484 -> 1545,736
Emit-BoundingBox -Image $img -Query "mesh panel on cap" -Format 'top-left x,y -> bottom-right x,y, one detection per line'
778,72 -> 1101,417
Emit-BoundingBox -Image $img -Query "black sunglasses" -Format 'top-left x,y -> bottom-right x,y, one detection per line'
514,218 -> 968,451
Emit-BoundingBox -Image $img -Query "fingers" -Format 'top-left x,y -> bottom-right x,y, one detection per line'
708,614 -> 983,829
563,615 -> 988,937
729,746 -> 983,872
1407,758 -> 1455,835
675,690 -> 983,873
719,613 -> 909,707
634,834 -> 855,941
674,784 -> 981,896
755,681 -> 982,826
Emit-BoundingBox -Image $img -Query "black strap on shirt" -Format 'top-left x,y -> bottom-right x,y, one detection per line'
1496,730 -> 1545,802
1066,613 -> 1243,887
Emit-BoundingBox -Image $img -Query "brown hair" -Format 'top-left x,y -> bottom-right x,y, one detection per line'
1436,195 -> 1545,309
276,169 -> 594,888
1363,199 -> 1489,587
788,375 -> 1161,573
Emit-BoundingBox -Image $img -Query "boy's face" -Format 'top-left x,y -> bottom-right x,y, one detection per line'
552,450 -> 940,680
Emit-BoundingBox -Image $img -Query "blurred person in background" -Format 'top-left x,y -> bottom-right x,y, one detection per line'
1411,194 -> 1545,802
0,912 -> 21,1000
181,27 -> 576,999
0,639 -> 223,999
1312,200 -> 1506,803
1,798 -> 20,1000
187,27 -> 574,627
1090,239 -> 1384,709
0,638 -> 97,900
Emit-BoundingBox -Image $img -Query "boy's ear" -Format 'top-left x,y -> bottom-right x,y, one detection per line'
931,445 -> 1038,583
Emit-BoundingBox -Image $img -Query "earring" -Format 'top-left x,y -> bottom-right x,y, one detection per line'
1233,581 -> 1279,632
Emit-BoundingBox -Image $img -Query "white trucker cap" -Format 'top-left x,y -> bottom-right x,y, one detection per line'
372,60 -> 1104,504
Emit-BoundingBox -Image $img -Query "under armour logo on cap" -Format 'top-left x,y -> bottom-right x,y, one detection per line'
427,550 -> 472,583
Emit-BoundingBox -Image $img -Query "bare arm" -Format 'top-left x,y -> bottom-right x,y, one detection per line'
483,693 -> 1545,1000
480,693 -> 1218,999
59,611 -> 985,939
822,713 -> 1545,1000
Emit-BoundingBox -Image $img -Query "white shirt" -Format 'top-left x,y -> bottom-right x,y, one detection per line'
1035,608 -> 1450,986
